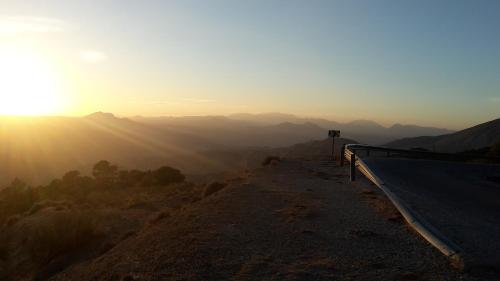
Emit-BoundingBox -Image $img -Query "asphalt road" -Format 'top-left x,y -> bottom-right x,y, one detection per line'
361,157 -> 500,269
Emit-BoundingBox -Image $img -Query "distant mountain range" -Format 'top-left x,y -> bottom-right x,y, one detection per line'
386,118 -> 500,153
230,113 -> 454,144
137,112 -> 454,145
0,112 -> 468,186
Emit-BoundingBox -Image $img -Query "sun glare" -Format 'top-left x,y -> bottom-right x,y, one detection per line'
0,48 -> 63,116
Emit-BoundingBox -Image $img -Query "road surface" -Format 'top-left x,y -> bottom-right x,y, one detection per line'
362,157 -> 500,268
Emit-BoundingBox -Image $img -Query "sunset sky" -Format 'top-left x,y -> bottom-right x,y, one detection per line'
0,0 -> 498,129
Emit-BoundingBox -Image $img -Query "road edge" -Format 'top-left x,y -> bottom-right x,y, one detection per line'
355,157 -> 467,271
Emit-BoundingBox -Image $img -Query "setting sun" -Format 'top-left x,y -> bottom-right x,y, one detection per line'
0,47 -> 63,116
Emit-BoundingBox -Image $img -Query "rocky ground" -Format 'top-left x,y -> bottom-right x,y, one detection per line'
50,159 -> 489,281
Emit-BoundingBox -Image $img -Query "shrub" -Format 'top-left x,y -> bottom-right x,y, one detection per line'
262,156 -> 281,166
38,179 -> 64,201
153,166 -> 185,186
203,181 -> 227,197
117,169 -> 148,187
0,179 -> 37,220
26,210 -> 101,265
92,160 -> 118,186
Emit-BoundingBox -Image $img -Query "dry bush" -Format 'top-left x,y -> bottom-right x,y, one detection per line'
203,181 -> 227,198
25,210 -> 102,265
262,156 -> 281,166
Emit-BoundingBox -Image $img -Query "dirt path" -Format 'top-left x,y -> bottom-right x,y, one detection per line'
52,159 -> 482,281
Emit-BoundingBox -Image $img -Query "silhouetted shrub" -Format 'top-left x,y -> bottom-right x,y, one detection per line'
60,171 -> 94,201
62,170 -> 81,186
116,169 -> 148,187
262,156 -> 281,166
38,179 -> 64,201
203,181 -> 227,197
92,160 -> 118,186
0,179 -> 37,220
153,166 -> 185,186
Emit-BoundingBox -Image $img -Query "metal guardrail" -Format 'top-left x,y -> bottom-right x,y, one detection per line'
341,143 -> 467,269
340,144 -> 499,167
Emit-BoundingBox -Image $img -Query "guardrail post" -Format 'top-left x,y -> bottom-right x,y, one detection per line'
366,149 -> 370,157
350,150 -> 356,181
340,144 -> 345,166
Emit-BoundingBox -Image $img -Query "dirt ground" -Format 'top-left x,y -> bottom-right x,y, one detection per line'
51,159 -> 489,281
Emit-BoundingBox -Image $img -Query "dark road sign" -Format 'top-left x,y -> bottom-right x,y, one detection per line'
328,130 -> 340,160
328,130 -> 340,137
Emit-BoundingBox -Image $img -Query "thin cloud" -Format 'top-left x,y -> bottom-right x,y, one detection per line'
80,50 -> 108,64
182,98 -> 216,104
150,101 -> 182,106
149,98 -> 216,106
0,16 -> 67,33
488,97 -> 500,103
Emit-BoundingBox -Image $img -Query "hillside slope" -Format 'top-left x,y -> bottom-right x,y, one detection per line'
51,160 -> 473,281
386,118 -> 500,152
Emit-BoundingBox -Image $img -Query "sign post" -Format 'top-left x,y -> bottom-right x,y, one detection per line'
328,130 -> 340,160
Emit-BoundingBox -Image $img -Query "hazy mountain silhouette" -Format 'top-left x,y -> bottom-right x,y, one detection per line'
0,113 -> 224,186
0,113 -> 332,186
0,112 -> 459,186
386,118 -> 500,152
229,113 -> 454,144
132,116 -> 328,148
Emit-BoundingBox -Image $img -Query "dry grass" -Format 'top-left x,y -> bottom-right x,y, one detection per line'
0,209 -> 104,280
